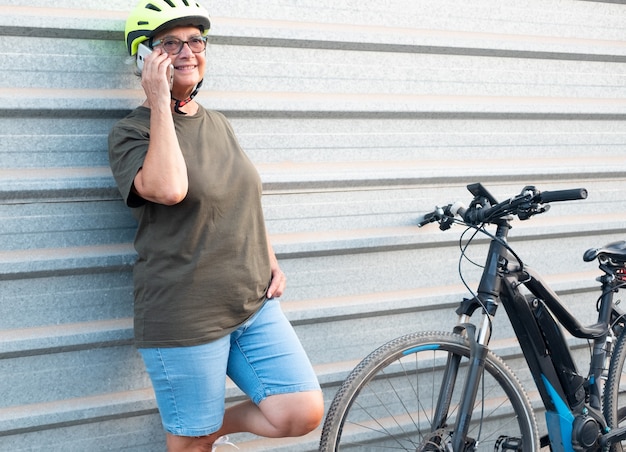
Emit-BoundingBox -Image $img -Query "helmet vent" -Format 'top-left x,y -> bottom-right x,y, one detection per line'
145,4 -> 161,12
164,0 -> 176,7
182,0 -> 190,6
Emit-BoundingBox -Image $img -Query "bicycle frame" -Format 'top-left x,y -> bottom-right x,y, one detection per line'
441,219 -> 626,451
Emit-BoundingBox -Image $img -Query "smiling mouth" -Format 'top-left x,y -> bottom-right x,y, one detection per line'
175,65 -> 197,71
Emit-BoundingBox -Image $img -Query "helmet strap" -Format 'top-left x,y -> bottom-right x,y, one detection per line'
172,79 -> 203,115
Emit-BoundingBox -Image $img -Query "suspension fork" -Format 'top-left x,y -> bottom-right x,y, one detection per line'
431,313 -> 494,449
431,315 -> 470,431
454,316 -> 493,451
432,226 -> 507,448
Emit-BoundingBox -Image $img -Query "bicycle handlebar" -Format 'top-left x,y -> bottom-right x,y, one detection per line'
417,184 -> 587,228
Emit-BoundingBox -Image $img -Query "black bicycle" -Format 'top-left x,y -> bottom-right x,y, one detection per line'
319,183 -> 626,451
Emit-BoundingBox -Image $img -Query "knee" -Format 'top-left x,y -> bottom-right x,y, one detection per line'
293,391 -> 325,435
269,391 -> 325,437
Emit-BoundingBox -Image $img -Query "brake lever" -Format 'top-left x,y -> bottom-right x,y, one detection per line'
439,215 -> 454,230
439,202 -> 465,230
515,187 -> 549,220
518,203 -> 550,220
418,202 -> 466,229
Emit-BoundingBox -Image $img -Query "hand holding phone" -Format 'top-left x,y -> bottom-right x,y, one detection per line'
136,43 -> 174,90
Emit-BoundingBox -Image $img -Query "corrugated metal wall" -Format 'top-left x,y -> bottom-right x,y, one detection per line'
1,0 -> 626,450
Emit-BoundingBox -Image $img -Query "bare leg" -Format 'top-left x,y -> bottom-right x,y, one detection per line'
165,390 -> 324,452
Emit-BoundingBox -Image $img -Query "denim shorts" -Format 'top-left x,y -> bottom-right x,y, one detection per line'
138,298 -> 321,437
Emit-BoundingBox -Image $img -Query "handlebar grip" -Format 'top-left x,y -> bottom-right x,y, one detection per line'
539,188 -> 588,203
417,210 -> 437,227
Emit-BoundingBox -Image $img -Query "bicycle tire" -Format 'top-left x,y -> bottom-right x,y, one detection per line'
604,325 -> 626,451
319,331 -> 539,451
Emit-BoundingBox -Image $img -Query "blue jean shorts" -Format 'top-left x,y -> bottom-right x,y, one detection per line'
138,298 -> 320,437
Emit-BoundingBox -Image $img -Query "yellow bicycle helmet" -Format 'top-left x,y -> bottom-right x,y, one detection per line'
125,0 -> 211,56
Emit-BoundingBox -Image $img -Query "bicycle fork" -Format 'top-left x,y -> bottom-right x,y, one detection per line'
432,313 -> 493,451
432,230 -> 505,450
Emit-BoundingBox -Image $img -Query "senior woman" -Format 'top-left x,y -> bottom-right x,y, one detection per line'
108,1 -> 323,451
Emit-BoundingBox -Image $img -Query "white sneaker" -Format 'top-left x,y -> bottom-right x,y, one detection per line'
212,435 -> 239,451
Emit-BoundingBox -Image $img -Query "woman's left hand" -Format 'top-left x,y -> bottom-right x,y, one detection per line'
266,236 -> 286,299
267,262 -> 286,299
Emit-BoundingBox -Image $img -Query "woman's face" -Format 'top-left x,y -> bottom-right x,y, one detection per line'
153,26 -> 207,96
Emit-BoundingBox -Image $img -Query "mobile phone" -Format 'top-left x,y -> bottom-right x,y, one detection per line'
136,43 -> 174,89
136,43 -> 151,73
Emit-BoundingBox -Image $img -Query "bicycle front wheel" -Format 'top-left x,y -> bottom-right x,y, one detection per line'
320,331 -> 539,451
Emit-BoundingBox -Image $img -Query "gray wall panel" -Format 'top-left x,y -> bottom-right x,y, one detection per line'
1,0 -> 625,450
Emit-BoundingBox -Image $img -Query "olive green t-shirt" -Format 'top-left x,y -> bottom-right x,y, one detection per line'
108,105 -> 271,348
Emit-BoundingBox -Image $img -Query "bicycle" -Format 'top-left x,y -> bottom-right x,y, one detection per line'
319,182 -> 626,451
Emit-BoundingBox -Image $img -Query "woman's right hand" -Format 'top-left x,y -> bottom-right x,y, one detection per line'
141,47 -> 172,108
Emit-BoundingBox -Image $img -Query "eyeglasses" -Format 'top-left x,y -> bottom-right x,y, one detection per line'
151,36 -> 207,55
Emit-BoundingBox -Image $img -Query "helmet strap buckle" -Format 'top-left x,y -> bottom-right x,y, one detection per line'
172,78 -> 203,115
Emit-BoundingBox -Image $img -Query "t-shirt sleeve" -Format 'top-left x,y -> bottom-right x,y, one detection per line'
108,117 -> 149,208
